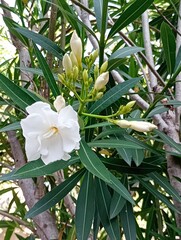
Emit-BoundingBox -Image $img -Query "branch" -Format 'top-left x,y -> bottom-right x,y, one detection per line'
142,10 -> 157,93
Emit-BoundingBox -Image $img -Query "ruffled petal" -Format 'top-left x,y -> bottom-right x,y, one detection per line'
40,134 -> 65,164
21,114 -> 47,138
26,102 -> 51,114
58,105 -> 78,126
25,137 -> 41,161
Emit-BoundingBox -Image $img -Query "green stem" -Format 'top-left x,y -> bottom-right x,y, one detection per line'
81,111 -> 118,120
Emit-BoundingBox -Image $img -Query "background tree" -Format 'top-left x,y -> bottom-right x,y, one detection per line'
0,0 -> 181,239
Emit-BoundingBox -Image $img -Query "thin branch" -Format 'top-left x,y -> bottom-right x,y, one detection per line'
142,10 -> 157,96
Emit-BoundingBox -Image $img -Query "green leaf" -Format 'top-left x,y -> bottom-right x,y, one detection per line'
0,73 -> 35,110
147,105 -> 168,117
160,22 -> 176,74
26,168 -> 85,218
79,140 -> 111,183
108,0 -> 154,38
149,172 -> 181,203
89,78 -> 140,114
75,172 -> 95,240
0,157 -> 79,180
108,173 -> 134,204
88,139 -> 143,149
15,27 -> 64,59
154,129 -> 181,154
116,147 -> 132,166
96,179 -> 121,240
138,177 -> 180,213
33,44 -> 60,97
108,47 -> 144,70
132,149 -> 144,166
120,201 -> 136,240
0,122 -> 21,132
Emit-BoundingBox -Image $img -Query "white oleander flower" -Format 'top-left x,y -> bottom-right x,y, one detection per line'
115,120 -> 157,132
94,72 -> 109,91
20,101 -> 81,164
54,95 -> 65,112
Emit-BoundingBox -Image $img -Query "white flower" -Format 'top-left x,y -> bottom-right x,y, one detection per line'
94,72 -> 109,91
20,101 -> 81,164
115,120 -> 157,132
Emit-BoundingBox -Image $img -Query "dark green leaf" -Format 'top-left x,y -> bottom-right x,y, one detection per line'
26,169 -> 85,218
75,172 -> 95,240
89,78 -> 140,114
0,122 -> 21,132
161,22 -> 176,74
79,140 -> 111,183
16,27 -> 64,59
0,73 -> 35,110
108,0 -> 154,38
33,44 -> 60,97
132,149 -> 144,166
108,47 -> 143,70
96,179 -> 121,240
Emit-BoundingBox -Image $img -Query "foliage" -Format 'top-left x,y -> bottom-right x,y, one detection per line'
0,0 -> 181,239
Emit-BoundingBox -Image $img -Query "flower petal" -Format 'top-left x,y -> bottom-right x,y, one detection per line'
40,134 -> 65,164
58,105 -> 78,126
61,125 -> 80,152
25,137 -> 41,161
26,102 -> 51,114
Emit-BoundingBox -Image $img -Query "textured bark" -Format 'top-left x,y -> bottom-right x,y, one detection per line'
7,131 -> 59,240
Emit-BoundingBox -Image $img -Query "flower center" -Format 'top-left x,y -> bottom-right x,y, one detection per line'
43,126 -> 59,138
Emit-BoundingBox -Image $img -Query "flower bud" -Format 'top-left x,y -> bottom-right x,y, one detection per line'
82,69 -> 89,85
62,53 -> 72,75
54,95 -> 66,112
100,61 -> 108,73
70,31 -> 82,66
94,72 -> 109,91
115,120 -> 157,132
70,51 -> 78,67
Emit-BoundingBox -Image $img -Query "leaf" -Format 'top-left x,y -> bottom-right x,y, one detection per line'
110,175 -> 127,219
89,78 -> 140,114
161,22 -> 176,74
15,27 -> 64,59
108,0 -> 154,38
75,172 -> 95,240
0,73 -> 35,110
0,122 -> 21,132
108,47 -> 144,70
147,105 -> 168,117
154,129 -> 181,154
33,44 -> 60,97
116,147 -> 132,166
120,201 -> 136,240
79,140 -> 111,183
96,178 -> 121,240
138,177 -> 180,213
88,139 -> 143,149
108,173 -> 134,204
149,172 -> 181,203
94,0 -> 107,32
132,149 -> 144,166
0,157 -> 79,180
26,169 -> 85,218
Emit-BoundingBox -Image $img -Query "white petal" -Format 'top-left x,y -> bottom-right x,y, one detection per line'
40,134 -> 65,164
21,114 -> 47,138
62,152 -> 71,161
58,105 -> 78,125
25,137 -> 41,161
26,102 -> 51,114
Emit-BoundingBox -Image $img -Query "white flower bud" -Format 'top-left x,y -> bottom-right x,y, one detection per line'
94,72 -> 109,91
62,53 -> 72,74
115,120 -> 157,132
53,95 -> 65,112
70,51 -> 78,67
70,31 -> 82,66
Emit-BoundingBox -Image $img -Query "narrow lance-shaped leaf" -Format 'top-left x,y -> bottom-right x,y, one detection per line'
108,0 -> 154,39
96,178 -> 121,240
15,27 -> 64,59
0,73 -> 35,110
33,43 -> 60,97
160,22 -> 176,74
75,172 -> 95,240
79,139 -> 111,183
89,77 -> 140,114
26,168 -> 85,218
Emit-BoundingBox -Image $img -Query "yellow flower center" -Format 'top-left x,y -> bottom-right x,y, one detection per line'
43,126 -> 59,138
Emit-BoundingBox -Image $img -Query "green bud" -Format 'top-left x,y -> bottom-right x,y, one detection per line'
82,69 -> 89,85
100,61 -> 108,74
